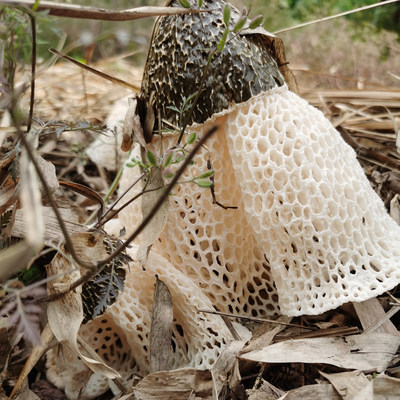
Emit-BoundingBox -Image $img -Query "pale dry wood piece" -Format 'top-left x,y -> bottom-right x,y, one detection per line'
2,0 -> 200,21
319,370 -> 372,400
133,369 -> 213,400
240,333 -> 400,372
149,277 -> 173,373
353,298 -> 399,335
279,383 -> 341,400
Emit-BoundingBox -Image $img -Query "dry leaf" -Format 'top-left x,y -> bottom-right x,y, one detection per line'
211,340 -> 246,398
242,316 -> 291,353
46,238 -> 120,379
0,241 -> 37,281
133,369 -> 213,400
137,160 -> 168,266
150,276 -> 173,373
122,97 -> 145,150
240,333 -> 400,372
373,375 -> 400,398
247,379 -> 285,400
12,206 -> 85,246
279,383 -> 341,400
19,130 -> 44,251
390,194 -> 400,226
319,370 -> 372,400
353,298 -> 399,335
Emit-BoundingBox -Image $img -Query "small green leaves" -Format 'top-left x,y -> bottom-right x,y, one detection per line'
178,0 -> 191,8
196,180 -> 213,188
146,150 -> 158,167
186,132 -> 197,145
249,15 -> 264,29
234,17 -> 247,32
197,0 -> 203,8
197,170 -> 214,179
163,151 -> 174,168
223,5 -> 231,27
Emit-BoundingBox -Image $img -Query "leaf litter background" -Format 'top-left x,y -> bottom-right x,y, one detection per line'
2,2 -> 400,400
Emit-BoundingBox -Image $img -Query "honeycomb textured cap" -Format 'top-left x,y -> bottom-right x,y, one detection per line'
224,85 -> 400,315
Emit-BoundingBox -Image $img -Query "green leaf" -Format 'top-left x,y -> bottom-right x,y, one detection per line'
197,170 -> 214,179
196,180 -> 213,188
186,132 -> 197,145
179,0 -> 191,8
198,0 -> 203,7
223,4 -> 231,27
125,162 -> 136,168
163,151 -> 174,167
249,15 -> 264,29
163,170 -> 174,179
146,150 -> 158,167
173,154 -> 185,164
234,17 -> 247,32
217,29 -> 229,52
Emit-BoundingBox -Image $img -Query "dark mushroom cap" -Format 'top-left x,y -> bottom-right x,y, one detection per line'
141,0 -> 284,131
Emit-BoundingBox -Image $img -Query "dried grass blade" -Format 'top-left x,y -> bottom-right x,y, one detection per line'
274,0 -> 400,34
49,48 -> 140,92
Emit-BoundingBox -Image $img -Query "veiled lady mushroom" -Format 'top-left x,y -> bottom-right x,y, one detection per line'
126,0 -> 400,316
48,0 -> 400,397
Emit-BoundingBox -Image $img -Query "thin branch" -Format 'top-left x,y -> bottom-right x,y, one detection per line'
274,0 -> 400,34
198,309 -> 316,331
2,1 -> 205,21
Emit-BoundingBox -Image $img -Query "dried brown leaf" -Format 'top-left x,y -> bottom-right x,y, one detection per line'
122,97 -> 145,151
46,240 -> 119,379
11,206 -> 85,246
0,241 -> 37,281
137,161 -> 168,266
319,370 -> 372,400
240,333 -> 400,372
149,277 -> 173,373
133,369 -> 213,400
373,375 -> 400,398
281,383 -> 341,400
211,340 -> 246,398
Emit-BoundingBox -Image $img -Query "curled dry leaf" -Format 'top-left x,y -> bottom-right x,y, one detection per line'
46,233 -> 120,379
122,97 -> 146,151
149,277 -> 173,373
137,160 -> 169,266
